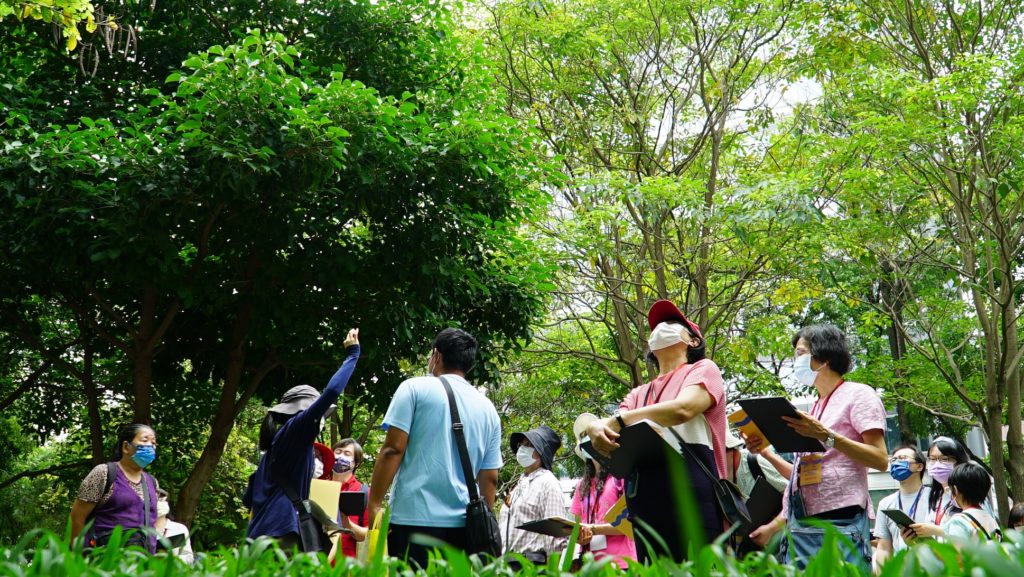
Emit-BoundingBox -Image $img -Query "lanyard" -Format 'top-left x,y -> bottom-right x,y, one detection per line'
898,489 -> 923,519
584,481 -> 600,523
811,380 -> 845,420
935,496 -> 953,525
643,364 -> 688,406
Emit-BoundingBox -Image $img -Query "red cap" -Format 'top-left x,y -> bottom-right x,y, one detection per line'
313,442 -> 335,480
647,299 -> 702,339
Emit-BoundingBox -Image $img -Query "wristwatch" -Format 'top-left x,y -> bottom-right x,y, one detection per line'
824,430 -> 837,449
613,409 -> 627,430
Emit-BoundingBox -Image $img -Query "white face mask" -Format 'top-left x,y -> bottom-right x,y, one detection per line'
313,457 -> 323,479
516,446 -> 538,468
648,323 -> 685,351
792,353 -> 821,387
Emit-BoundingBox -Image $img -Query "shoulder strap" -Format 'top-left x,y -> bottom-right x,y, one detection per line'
142,473 -> 152,531
959,511 -> 993,540
439,376 -> 481,502
667,427 -> 720,483
104,462 -> 117,497
269,450 -> 308,511
746,452 -> 766,480
88,462 -> 119,521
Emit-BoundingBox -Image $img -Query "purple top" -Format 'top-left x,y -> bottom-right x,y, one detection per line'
244,345 -> 360,539
92,464 -> 158,553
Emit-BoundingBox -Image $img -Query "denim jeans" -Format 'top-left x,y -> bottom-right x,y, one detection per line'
780,490 -> 871,572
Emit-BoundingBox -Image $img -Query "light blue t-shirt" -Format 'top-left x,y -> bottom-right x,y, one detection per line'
383,374 -> 503,527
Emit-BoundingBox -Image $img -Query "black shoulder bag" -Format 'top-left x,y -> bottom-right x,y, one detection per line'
439,376 -> 503,557
270,453 -> 328,553
667,428 -> 751,528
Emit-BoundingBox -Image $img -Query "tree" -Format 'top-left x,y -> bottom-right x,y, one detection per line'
800,0 -> 1024,518
1,7 -> 550,533
487,0 -> 818,391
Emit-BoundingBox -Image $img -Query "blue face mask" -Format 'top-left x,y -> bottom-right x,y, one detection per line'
131,444 -> 156,468
889,459 -> 913,481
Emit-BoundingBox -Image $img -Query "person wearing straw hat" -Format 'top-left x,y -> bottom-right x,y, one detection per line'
570,413 -> 636,568
586,299 -> 727,563
243,328 -> 360,551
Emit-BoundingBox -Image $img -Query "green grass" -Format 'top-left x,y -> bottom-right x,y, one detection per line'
1,526 -> 1022,577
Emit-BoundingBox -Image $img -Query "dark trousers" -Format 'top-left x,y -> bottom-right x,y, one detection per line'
388,523 -> 467,568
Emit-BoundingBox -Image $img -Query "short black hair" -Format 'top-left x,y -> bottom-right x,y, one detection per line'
112,424 -> 155,461
433,328 -> 477,373
792,325 -> 852,375
1009,503 -> 1024,527
893,444 -> 927,480
948,461 -> 991,507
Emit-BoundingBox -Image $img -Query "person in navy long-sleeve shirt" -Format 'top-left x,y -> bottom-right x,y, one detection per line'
244,328 -> 360,549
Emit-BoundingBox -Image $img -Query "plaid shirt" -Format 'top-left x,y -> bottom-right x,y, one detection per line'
499,468 -> 567,555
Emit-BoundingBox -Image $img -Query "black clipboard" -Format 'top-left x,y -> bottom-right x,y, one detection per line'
578,421 -> 685,479
340,491 -> 367,516
881,508 -> 916,529
158,531 -> 187,549
516,516 -> 576,538
736,397 -> 826,453
743,477 -> 783,531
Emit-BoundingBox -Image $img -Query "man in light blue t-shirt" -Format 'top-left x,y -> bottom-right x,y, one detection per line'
368,328 -> 502,567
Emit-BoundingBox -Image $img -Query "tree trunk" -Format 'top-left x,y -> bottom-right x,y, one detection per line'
82,340 -> 105,465
341,400 -> 354,438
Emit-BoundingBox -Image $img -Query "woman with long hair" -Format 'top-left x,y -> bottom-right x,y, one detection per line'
571,413 -> 635,568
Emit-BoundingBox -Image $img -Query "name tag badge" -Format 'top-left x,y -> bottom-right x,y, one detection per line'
799,453 -> 824,486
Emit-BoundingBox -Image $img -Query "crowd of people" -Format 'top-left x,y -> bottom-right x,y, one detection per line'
66,302 -> 1024,571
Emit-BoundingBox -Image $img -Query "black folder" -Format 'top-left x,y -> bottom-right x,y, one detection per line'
743,477 -> 783,531
339,491 -> 367,516
516,516 -> 576,538
736,397 -> 826,453
578,420 -> 685,479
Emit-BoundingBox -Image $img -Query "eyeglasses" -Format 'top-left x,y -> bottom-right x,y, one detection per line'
926,456 -> 957,465
888,456 -> 918,464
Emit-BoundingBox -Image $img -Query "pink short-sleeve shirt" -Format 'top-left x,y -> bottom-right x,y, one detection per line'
781,381 -> 887,518
619,359 -> 728,479
570,476 -> 636,567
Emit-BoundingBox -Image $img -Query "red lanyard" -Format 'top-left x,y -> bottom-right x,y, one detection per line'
811,380 -> 845,420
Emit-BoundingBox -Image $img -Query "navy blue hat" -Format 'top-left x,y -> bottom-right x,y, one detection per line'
510,425 -> 562,470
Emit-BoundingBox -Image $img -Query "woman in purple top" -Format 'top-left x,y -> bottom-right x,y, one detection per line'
70,424 -> 161,552
243,328 -> 360,551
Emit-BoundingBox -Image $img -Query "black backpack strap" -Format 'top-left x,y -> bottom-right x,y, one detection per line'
746,452 -> 766,481
439,376 -> 481,503
959,511 -> 993,540
103,462 -> 117,499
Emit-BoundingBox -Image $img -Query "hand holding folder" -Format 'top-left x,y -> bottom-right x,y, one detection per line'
735,397 -> 826,453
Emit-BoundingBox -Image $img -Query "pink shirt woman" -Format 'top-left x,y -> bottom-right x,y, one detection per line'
570,474 -> 636,567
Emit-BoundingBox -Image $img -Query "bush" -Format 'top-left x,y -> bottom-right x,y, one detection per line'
1,526 -> 1022,577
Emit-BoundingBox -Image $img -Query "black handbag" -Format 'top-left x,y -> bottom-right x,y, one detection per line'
667,428 -> 751,528
439,376 -> 503,557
